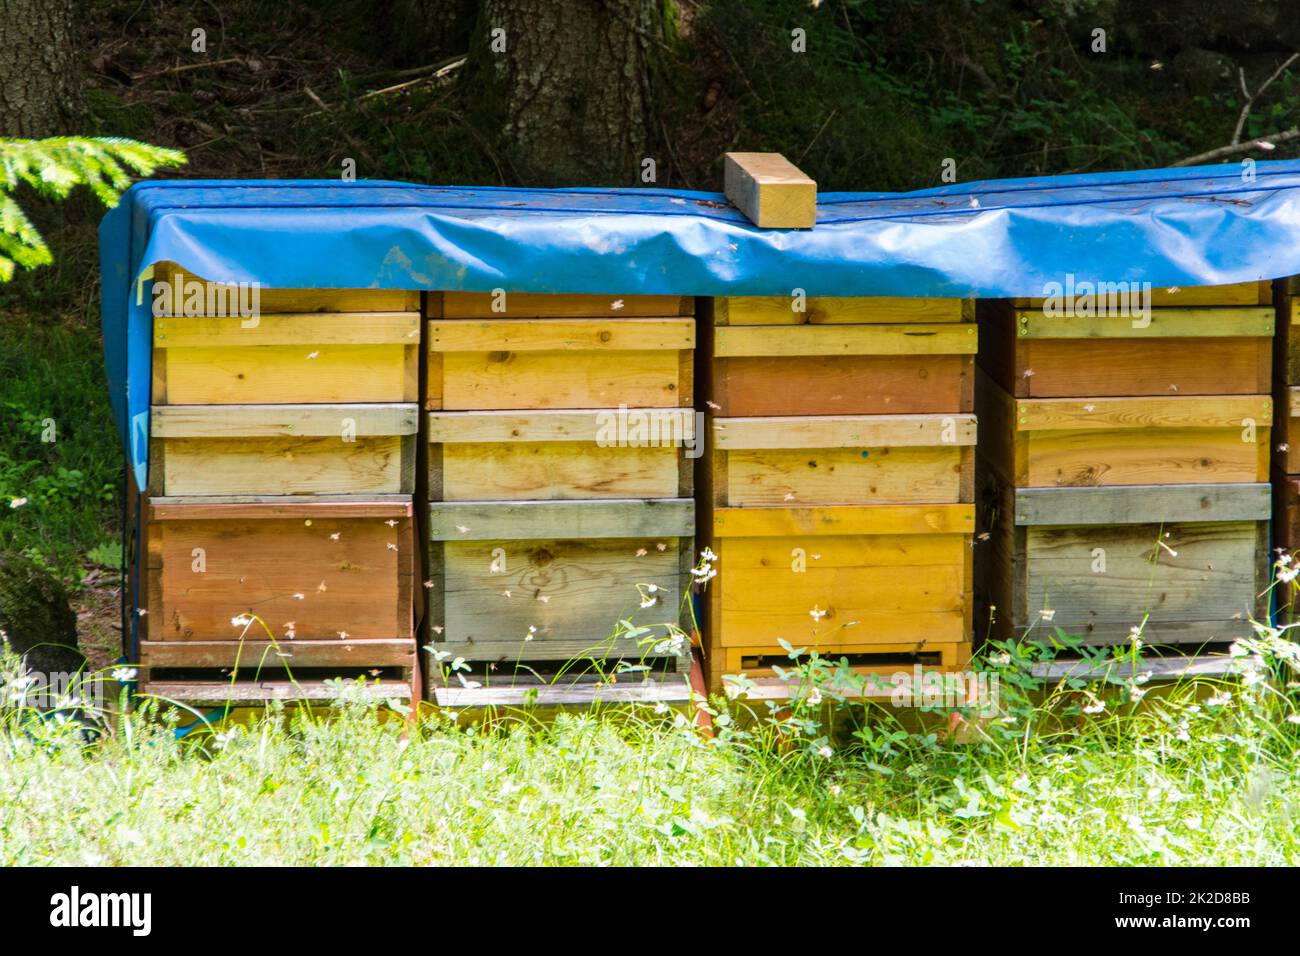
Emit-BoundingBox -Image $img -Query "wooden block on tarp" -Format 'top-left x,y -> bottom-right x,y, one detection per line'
723,152 -> 816,229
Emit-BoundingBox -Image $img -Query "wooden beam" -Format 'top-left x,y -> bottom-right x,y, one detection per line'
715,323 -> 977,357
140,638 -> 415,668
1014,306 -> 1273,339
427,318 -> 693,352
148,495 -> 413,521
714,413 -> 976,449
723,152 -> 816,229
1013,483 -> 1271,526
153,403 -> 419,437
716,296 -> 970,325
713,504 -> 973,538
1014,395 -> 1272,431
427,408 -> 695,443
429,498 -> 694,540
153,312 -> 420,348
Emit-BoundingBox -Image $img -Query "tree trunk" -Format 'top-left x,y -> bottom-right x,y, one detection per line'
475,0 -> 665,185
0,0 -> 80,136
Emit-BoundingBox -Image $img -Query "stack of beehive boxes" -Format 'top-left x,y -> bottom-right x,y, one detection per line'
699,295 -> 978,693
976,281 -> 1274,648
136,265 -> 421,702
1272,276 -> 1300,617
423,292 -> 697,705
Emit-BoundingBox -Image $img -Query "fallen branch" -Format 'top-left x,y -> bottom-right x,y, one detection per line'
1171,127 -> 1300,167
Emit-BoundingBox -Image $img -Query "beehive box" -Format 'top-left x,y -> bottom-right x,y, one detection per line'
700,296 -> 977,693
977,373 -> 1271,489
135,268 -> 423,703
705,504 -> 974,682
709,296 -> 975,416
423,293 -> 697,702
984,282 -> 1273,398
977,478 -> 1270,645
137,496 -> 417,701
425,500 -> 695,688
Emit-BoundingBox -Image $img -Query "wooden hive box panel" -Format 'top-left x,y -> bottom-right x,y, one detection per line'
704,504 -> 973,689
150,404 -> 418,496
979,299 -> 1273,398
1272,286 -> 1300,472
151,265 -> 421,406
977,369 -> 1271,488
427,409 -> 694,501
1011,279 -> 1272,309
141,496 -> 415,655
710,414 -> 975,506
978,482 -> 1270,645
425,500 -> 694,689
426,317 -> 694,411
708,296 -> 976,417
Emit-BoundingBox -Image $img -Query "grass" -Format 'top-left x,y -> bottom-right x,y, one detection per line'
3,635 -> 1298,866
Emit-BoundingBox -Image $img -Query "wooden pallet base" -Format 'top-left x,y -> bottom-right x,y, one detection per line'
429,672 -> 693,708
142,678 -> 413,706
1030,652 -> 1265,681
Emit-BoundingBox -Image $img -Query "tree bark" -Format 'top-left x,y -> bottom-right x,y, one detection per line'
0,0 -> 80,136
476,0 -> 665,185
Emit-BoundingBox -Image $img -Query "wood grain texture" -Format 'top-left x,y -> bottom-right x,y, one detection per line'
154,313 -> 421,347
715,296 -> 970,325
439,441 -> 683,500
1021,426 -> 1266,487
1013,280 -> 1271,308
1013,338 -> 1271,397
1014,483 -> 1272,526
153,403 -> 418,437
435,349 -> 686,410
439,292 -> 691,318
157,435 -> 411,496
1014,306 -> 1272,338
427,408 -> 695,443
428,318 -> 693,352
723,152 -> 816,229
1015,395 -> 1271,431
713,354 -> 972,416
714,413 -> 975,449
720,446 -> 968,506
429,498 -> 694,540
715,323 -> 977,357
153,264 -> 420,313
149,504 -> 413,641
148,495 -> 412,520
1018,520 -> 1264,643
161,344 -> 414,405
713,503 -> 973,537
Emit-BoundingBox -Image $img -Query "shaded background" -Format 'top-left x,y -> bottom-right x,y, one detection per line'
1,0 -> 1297,665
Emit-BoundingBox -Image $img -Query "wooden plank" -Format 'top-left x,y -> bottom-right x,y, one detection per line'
154,313 -> 420,348
1020,521 -> 1262,641
140,638 -> 415,667
440,442 -> 682,500
148,495 -> 412,521
427,408 -> 694,443
714,413 -> 976,449
153,403 -> 418,437
150,511 -> 412,641
1015,395 -> 1271,431
1013,483 -> 1272,526
428,318 -> 693,352
721,446 -> 968,506
715,323 -> 977,357
716,296 -> 970,325
429,498 -> 694,540
723,152 -> 816,229
1022,427 -> 1266,487
158,436 -> 411,497
143,680 -> 412,703
713,504 -> 974,538
1012,338 -> 1272,398
431,678 -> 692,708
438,350 -> 684,410
163,344 -> 411,405
714,354 -> 972,416
1014,306 -> 1272,339
1013,280 -> 1271,308
435,538 -> 686,654
440,292 -> 689,318
1031,654 -> 1264,680
153,264 -> 421,313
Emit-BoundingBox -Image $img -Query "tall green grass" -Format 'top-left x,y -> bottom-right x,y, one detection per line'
2,634 -> 1297,866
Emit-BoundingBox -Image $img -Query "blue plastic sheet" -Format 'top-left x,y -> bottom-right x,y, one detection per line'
100,160 -> 1300,491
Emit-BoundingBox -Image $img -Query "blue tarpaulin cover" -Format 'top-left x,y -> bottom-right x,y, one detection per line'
100,160 -> 1300,490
